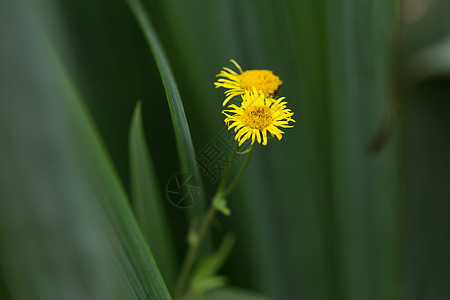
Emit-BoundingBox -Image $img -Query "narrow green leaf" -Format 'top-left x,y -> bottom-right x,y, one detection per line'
129,102 -> 177,290
125,0 -> 206,219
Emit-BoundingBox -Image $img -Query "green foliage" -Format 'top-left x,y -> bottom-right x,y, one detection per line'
2,0 -> 450,299
191,234 -> 235,297
0,2 -> 171,299
212,196 -> 231,216
130,102 -> 177,290
126,0 -> 206,221
203,288 -> 270,300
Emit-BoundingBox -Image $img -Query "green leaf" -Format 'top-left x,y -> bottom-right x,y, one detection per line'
129,102 -> 177,290
191,234 -> 235,297
0,2 -> 171,299
212,196 -> 231,216
125,0 -> 206,220
192,276 -> 227,298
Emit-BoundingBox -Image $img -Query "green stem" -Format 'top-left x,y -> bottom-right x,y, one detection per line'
217,144 -> 239,193
174,143 -> 255,299
174,205 -> 216,299
223,144 -> 255,197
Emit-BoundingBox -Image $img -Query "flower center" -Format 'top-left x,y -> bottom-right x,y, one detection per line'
244,106 -> 272,130
239,70 -> 282,96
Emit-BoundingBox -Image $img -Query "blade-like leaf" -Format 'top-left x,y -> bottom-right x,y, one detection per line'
129,102 -> 177,290
125,0 -> 206,220
0,2 -> 171,299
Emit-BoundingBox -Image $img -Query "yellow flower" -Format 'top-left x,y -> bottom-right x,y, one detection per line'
214,59 -> 283,106
223,90 -> 295,146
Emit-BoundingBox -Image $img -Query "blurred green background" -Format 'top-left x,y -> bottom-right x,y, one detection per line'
1,0 -> 450,299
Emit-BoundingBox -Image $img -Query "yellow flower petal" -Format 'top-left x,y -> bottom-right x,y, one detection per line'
222,90 -> 294,146
214,60 -> 283,105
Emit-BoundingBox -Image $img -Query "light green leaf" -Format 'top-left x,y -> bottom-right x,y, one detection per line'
192,276 -> 227,298
191,234 -> 235,296
212,196 -> 231,216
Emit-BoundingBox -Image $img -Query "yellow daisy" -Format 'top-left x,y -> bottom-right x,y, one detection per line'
214,59 -> 283,106
223,90 -> 295,146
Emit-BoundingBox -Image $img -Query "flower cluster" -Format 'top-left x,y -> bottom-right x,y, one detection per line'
215,60 -> 295,146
